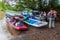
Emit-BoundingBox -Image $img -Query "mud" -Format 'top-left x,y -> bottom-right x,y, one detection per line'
11,22 -> 60,40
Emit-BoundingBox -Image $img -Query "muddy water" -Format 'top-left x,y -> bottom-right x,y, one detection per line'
0,17 -> 12,40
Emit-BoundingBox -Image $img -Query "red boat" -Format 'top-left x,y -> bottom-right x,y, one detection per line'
6,16 -> 28,31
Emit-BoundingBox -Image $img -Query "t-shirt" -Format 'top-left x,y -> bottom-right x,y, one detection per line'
41,13 -> 46,17
49,13 -> 55,18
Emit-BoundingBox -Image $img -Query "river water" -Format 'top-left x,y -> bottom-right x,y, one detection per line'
0,17 -> 12,40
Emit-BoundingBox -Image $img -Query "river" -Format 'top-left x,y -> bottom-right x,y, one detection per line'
0,17 -> 12,40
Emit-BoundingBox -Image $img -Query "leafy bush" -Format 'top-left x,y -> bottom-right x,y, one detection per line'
3,0 -> 60,11
0,2 -> 3,11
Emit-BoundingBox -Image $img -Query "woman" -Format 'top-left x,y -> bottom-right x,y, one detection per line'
40,11 -> 47,21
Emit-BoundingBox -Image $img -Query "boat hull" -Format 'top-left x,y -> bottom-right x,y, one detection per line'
6,18 -> 28,31
24,19 -> 48,27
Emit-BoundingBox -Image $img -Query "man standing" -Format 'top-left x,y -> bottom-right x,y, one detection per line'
48,8 -> 57,28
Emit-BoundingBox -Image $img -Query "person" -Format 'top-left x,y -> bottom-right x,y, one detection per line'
40,11 -> 47,21
47,8 -> 57,28
12,16 -> 20,25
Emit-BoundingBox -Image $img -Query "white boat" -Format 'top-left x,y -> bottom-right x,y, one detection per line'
20,11 -> 48,27
23,17 -> 48,27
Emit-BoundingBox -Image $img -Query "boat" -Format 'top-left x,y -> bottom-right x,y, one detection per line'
24,17 -> 48,27
5,11 -> 48,27
20,13 -> 48,27
6,16 -> 28,31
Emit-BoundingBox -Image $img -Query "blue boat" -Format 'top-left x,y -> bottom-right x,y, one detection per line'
21,11 -> 48,27
24,17 -> 48,27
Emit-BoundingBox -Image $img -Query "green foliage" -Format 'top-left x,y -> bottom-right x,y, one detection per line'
4,4 -> 24,11
3,0 -> 24,11
24,8 -> 32,12
3,0 -> 60,11
0,2 -> 3,11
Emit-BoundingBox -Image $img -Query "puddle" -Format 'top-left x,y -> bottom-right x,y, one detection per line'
0,17 -> 12,40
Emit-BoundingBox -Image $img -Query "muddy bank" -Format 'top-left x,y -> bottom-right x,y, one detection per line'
0,17 -> 60,40
11,22 -> 60,40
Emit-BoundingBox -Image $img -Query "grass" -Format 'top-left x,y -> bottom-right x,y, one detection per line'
0,2 -> 3,11
0,11 -> 5,20
0,2 -> 5,19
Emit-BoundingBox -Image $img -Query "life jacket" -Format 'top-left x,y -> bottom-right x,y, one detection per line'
15,22 -> 23,27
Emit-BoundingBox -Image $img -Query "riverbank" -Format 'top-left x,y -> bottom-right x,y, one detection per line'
0,11 -> 60,40
0,11 -> 13,40
11,22 -> 60,40
0,11 -> 5,19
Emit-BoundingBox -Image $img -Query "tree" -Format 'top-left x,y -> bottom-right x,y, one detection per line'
3,0 -> 60,11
